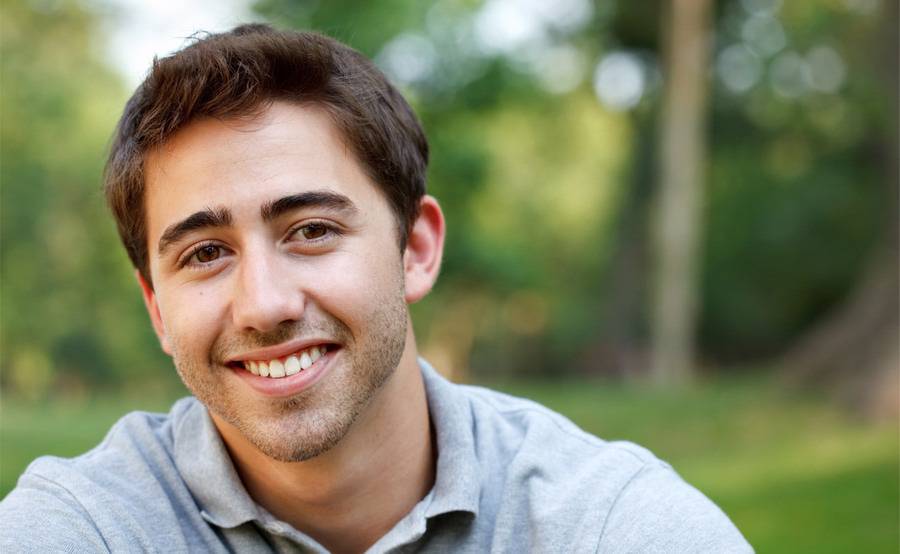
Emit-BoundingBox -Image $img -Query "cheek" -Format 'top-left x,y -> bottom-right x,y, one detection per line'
310,250 -> 403,319
157,286 -> 226,351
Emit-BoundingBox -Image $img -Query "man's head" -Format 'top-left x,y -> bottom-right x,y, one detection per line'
104,25 -> 445,462
104,24 -> 429,286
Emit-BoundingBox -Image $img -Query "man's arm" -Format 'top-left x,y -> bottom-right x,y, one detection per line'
597,461 -> 754,553
1,472 -> 109,553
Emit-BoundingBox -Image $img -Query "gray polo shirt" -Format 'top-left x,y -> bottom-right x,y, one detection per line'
1,361 -> 752,552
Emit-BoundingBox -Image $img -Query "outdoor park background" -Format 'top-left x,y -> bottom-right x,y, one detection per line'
1,0 -> 898,551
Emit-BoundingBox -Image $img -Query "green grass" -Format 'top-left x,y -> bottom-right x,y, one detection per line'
2,374 -> 897,552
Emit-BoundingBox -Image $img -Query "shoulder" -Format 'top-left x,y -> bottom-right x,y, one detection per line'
595,459 -> 754,552
453,384 -> 753,552
456,381 -> 644,469
15,397 -> 195,492
0,398 -> 202,552
0,472 -> 110,552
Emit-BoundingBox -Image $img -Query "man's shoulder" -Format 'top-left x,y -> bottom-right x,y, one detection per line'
19,396 -> 196,485
454,380 -> 654,469
443,381 -> 754,552
0,397 -> 209,552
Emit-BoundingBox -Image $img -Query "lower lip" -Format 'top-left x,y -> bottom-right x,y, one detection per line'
232,348 -> 337,398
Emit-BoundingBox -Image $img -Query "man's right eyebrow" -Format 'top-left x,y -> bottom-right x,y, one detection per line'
260,190 -> 358,222
157,207 -> 233,256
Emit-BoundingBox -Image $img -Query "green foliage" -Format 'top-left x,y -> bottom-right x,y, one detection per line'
0,0 -> 890,394
255,0 -> 433,57
699,1 -> 890,361
0,0 -> 175,397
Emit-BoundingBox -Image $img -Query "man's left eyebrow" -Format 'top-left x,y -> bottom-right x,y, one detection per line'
158,207 -> 233,255
261,191 -> 359,222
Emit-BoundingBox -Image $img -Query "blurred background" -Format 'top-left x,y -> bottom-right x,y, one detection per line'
1,0 -> 897,550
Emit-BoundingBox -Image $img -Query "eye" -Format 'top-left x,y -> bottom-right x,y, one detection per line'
285,220 -> 343,253
290,221 -> 343,243
178,241 -> 228,269
301,223 -> 328,240
194,244 -> 221,263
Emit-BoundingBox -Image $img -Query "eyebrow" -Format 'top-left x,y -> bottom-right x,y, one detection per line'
260,190 -> 358,222
158,207 -> 233,256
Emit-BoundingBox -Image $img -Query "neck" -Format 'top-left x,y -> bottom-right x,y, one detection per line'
213,333 -> 434,554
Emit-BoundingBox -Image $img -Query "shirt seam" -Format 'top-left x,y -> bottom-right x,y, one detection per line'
26,472 -> 112,552
594,462 -> 653,553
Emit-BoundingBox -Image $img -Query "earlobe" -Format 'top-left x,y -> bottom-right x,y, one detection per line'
404,195 -> 446,303
137,271 -> 173,356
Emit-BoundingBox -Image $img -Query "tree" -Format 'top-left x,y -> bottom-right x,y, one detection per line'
779,0 -> 899,419
0,0 -> 172,397
650,0 -> 714,385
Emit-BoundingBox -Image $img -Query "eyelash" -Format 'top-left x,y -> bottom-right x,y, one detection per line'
176,222 -> 342,270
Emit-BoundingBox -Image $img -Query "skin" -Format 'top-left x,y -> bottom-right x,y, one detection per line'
138,101 -> 446,553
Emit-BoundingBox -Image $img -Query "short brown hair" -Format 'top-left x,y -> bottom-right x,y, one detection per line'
104,24 -> 429,284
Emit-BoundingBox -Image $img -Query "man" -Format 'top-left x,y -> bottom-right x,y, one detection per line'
1,24 -> 752,553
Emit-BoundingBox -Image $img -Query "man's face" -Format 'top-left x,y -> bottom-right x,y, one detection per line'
141,102 -> 410,462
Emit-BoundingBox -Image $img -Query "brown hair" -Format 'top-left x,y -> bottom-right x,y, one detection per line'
104,24 -> 429,284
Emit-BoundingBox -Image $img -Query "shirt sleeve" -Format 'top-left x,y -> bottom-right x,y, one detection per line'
596,461 -> 754,553
0,473 -> 109,553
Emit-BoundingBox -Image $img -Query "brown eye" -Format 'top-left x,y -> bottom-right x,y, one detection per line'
300,224 -> 328,240
195,245 -> 220,263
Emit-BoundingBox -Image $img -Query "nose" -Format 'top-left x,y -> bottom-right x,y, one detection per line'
231,248 -> 305,332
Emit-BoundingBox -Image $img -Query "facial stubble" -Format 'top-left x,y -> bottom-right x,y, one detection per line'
170,277 -> 409,462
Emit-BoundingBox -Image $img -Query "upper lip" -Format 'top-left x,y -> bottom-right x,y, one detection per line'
227,338 -> 337,363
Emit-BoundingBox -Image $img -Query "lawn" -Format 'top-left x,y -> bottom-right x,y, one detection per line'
2,373 -> 897,552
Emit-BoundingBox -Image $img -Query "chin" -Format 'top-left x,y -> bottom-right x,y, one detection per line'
233,401 -> 364,462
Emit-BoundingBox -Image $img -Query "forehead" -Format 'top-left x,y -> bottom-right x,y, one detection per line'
143,102 -> 384,241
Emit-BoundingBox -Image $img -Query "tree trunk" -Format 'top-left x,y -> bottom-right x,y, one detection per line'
650,0 -> 713,385
582,116 -> 655,380
780,0 -> 899,420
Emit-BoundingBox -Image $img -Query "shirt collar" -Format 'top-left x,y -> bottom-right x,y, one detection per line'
172,358 -> 481,529
172,398 -> 260,528
418,358 -> 481,518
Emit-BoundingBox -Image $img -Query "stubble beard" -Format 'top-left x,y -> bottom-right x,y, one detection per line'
171,280 -> 409,462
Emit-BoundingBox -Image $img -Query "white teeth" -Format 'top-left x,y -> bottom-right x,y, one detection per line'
284,355 -> 301,376
269,359 -> 285,378
245,345 -> 330,379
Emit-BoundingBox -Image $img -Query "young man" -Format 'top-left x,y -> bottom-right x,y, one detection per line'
1,25 -> 752,553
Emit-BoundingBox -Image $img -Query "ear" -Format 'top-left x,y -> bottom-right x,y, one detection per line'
404,195 -> 445,303
137,271 -> 173,356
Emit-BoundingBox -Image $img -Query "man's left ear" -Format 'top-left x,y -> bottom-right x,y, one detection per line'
403,195 -> 445,303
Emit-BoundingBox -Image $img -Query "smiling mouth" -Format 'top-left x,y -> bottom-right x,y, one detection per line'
229,344 -> 335,378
